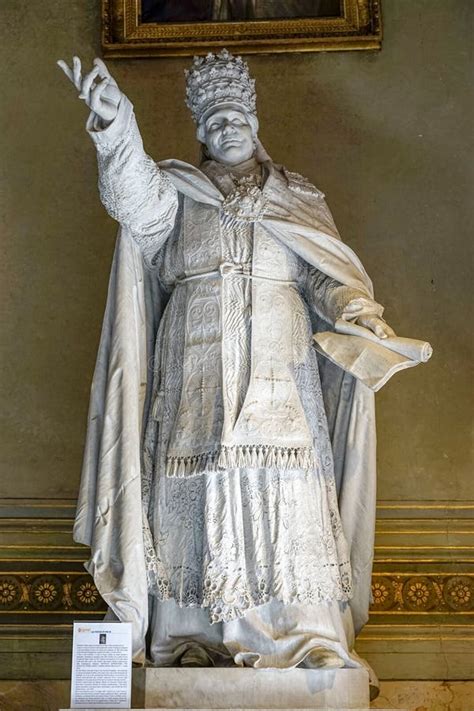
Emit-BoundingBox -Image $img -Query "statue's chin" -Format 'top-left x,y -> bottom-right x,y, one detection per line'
209,146 -> 254,167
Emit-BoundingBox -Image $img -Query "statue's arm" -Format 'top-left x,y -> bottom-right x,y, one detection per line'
57,56 -> 178,266
300,190 -> 395,338
304,262 -> 397,337
88,95 -> 178,266
297,194 -> 373,323
303,267 -> 375,326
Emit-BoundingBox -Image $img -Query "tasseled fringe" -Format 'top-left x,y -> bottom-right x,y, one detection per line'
166,445 -> 316,478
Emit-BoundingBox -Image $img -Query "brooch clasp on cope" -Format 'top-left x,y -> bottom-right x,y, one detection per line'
221,174 -> 267,224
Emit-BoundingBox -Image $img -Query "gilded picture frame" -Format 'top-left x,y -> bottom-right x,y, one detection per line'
102,0 -> 382,57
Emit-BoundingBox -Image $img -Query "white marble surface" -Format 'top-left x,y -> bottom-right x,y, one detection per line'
131,667 -> 369,709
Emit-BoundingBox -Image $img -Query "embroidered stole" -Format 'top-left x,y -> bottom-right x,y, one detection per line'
166,196 -> 314,477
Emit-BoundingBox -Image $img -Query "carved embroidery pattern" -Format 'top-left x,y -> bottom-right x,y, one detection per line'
284,169 -> 325,199
95,105 -> 178,267
221,174 -> 267,224
165,197 -> 225,475
145,467 -> 352,623
135,163 -> 352,621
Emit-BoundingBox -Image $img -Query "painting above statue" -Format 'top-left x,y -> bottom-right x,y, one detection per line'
140,0 -> 342,23
102,0 -> 381,57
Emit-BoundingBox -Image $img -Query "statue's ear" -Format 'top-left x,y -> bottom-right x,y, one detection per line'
248,113 -> 259,138
196,122 -> 206,144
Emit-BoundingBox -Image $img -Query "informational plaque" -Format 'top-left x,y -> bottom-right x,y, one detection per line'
70,622 -> 132,709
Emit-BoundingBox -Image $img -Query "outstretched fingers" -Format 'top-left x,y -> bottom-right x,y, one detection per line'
72,56 -> 83,90
57,56 -> 84,92
57,59 -> 75,84
57,56 -> 118,108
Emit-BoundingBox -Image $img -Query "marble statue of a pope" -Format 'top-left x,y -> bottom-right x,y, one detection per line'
58,51 -> 398,679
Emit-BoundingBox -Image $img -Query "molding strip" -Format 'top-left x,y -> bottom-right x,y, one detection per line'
2,498 -> 472,519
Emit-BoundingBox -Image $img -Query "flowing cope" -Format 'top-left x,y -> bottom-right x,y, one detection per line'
74,97 -> 378,661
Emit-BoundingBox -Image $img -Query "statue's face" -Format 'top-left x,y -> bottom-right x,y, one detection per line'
201,108 -> 255,166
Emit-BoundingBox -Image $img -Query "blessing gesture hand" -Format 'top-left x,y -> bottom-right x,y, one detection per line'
57,56 -> 122,125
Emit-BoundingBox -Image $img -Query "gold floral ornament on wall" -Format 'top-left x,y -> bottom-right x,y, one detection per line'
0,572 -> 471,617
443,576 -> 473,612
371,577 -> 396,611
369,574 -> 474,615
72,577 -> 102,611
0,576 -> 22,610
30,575 -> 63,611
402,576 -> 438,611
102,0 -> 382,57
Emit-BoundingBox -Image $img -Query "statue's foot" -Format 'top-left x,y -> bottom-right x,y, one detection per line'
300,646 -> 345,669
179,645 -> 214,667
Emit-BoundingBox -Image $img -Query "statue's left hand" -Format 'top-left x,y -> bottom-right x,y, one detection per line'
343,297 -> 396,339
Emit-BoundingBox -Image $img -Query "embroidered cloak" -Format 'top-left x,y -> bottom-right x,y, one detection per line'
74,97 -> 380,661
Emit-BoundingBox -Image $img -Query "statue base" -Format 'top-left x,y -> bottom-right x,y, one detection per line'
130,667 -> 369,709
60,666 -> 371,709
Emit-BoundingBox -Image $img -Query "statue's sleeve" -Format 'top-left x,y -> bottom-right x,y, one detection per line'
302,266 -> 369,326
299,190 -> 383,324
87,96 -> 178,266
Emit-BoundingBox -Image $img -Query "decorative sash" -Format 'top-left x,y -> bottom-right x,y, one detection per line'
165,199 -> 224,475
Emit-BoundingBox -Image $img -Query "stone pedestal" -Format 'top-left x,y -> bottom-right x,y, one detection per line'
133,667 -> 369,709
60,666 -> 370,710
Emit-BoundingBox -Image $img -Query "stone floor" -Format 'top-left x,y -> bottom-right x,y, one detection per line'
371,681 -> 474,711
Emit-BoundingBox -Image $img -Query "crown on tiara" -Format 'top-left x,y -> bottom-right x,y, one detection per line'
185,49 -> 257,125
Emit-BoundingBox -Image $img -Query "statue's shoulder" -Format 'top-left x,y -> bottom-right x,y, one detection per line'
282,167 -> 325,200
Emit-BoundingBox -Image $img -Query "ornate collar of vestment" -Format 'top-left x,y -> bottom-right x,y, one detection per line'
200,158 -> 267,223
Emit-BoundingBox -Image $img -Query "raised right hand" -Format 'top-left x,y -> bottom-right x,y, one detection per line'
57,56 -> 122,125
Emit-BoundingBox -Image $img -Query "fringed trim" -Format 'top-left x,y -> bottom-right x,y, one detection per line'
166,444 -> 316,478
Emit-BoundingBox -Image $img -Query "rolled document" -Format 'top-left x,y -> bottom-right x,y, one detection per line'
313,320 -> 433,392
335,319 -> 433,362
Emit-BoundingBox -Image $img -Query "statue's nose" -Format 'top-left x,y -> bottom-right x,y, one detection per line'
222,121 -> 235,134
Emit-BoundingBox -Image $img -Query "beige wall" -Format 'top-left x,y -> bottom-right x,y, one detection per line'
0,1 -> 473,692
1,0 -> 472,503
